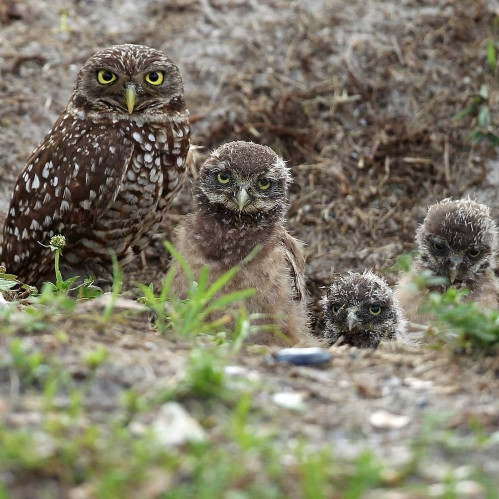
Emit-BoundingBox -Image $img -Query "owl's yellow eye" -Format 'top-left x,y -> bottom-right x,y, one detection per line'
331,303 -> 342,314
468,248 -> 481,258
369,305 -> 382,316
97,70 -> 117,85
217,172 -> 230,184
145,71 -> 164,86
257,178 -> 271,190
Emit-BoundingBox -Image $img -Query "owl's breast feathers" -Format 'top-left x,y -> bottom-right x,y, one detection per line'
0,111 -> 190,281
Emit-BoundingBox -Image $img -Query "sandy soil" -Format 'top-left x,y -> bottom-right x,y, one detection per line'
1,0 -> 498,495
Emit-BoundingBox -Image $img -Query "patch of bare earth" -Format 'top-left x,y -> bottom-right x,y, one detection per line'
0,0 -> 498,495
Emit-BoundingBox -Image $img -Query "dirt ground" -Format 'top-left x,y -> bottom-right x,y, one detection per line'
1,0 -> 499,496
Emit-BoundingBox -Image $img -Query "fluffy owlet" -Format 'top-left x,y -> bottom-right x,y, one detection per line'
321,271 -> 406,349
171,141 -> 311,346
0,44 -> 190,287
394,198 -> 499,325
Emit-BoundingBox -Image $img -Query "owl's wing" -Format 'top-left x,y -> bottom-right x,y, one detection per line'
1,114 -> 133,276
281,231 -> 307,302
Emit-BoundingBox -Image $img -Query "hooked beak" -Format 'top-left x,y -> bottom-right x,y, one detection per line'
347,310 -> 359,332
449,268 -> 458,284
234,187 -> 251,211
124,85 -> 137,114
448,255 -> 462,284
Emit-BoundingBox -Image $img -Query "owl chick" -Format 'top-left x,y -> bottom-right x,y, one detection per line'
0,44 -> 190,287
321,271 -> 406,349
395,198 -> 499,325
170,141 -> 311,346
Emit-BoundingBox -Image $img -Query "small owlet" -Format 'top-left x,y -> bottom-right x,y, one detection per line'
170,141 -> 311,346
395,198 -> 499,325
0,44 -> 190,287
321,271 -> 406,349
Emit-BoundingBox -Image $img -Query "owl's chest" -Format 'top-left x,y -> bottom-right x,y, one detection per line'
123,125 -> 168,192
116,120 -> 187,206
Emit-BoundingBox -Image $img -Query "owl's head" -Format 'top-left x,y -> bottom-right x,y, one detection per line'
321,271 -> 404,348
196,141 -> 291,218
71,44 -> 186,119
416,198 -> 497,286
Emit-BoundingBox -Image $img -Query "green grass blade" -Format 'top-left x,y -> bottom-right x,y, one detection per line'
452,103 -> 476,121
240,244 -> 263,265
103,253 -> 123,322
477,105 -> 490,128
160,265 -> 178,301
193,265 -> 210,297
163,241 -> 193,283
201,244 -> 261,302
199,288 -> 256,320
0,278 -> 17,291
203,266 -> 240,302
487,40 -> 496,73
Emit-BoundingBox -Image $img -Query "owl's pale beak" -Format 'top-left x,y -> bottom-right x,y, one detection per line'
448,255 -> 462,284
124,85 -> 137,114
235,187 -> 251,210
347,310 -> 359,332
449,269 -> 458,284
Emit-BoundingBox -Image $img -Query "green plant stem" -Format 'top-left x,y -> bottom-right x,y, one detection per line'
54,249 -> 64,291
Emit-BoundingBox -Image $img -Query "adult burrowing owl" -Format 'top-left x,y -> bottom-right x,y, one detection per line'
395,198 -> 499,325
321,271 -> 406,349
171,141 -> 311,346
0,44 -> 190,287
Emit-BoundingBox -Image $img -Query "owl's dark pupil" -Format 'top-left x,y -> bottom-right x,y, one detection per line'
219,173 -> 228,180
371,305 -> 380,313
148,72 -> 159,81
432,241 -> 445,252
102,71 -> 113,81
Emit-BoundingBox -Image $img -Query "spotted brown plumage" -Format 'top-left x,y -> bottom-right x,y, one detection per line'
321,271 -> 406,349
0,44 -> 190,286
171,141 -> 311,346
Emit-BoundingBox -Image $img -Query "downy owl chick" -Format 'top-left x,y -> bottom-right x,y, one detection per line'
321,270 -> 406,349
395,198 -> 499,325
170,141 -> 311,346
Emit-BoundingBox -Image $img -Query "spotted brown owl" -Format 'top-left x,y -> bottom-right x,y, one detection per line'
170,141 -> 311,346
0,44 -> 190,287
321,271 -> 406,349
395,198 -> 499,325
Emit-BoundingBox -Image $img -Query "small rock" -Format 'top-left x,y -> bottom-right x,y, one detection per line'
272,391 -> 307,411
455,480 -> 485,496
427,483 -> 445,497
224,365 -> 260,381
428,481 -> 484,497
454,465 -> 473,480
75,295 -> 149,318
369,410 -> 411,429
128,421 -> 147,436
273,347 -> 331,366
415,396 -> 429,408
143,341 -> 158,351
151,402 -> 206,447
0,293 -> 8,308
404,377 -> 433,390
